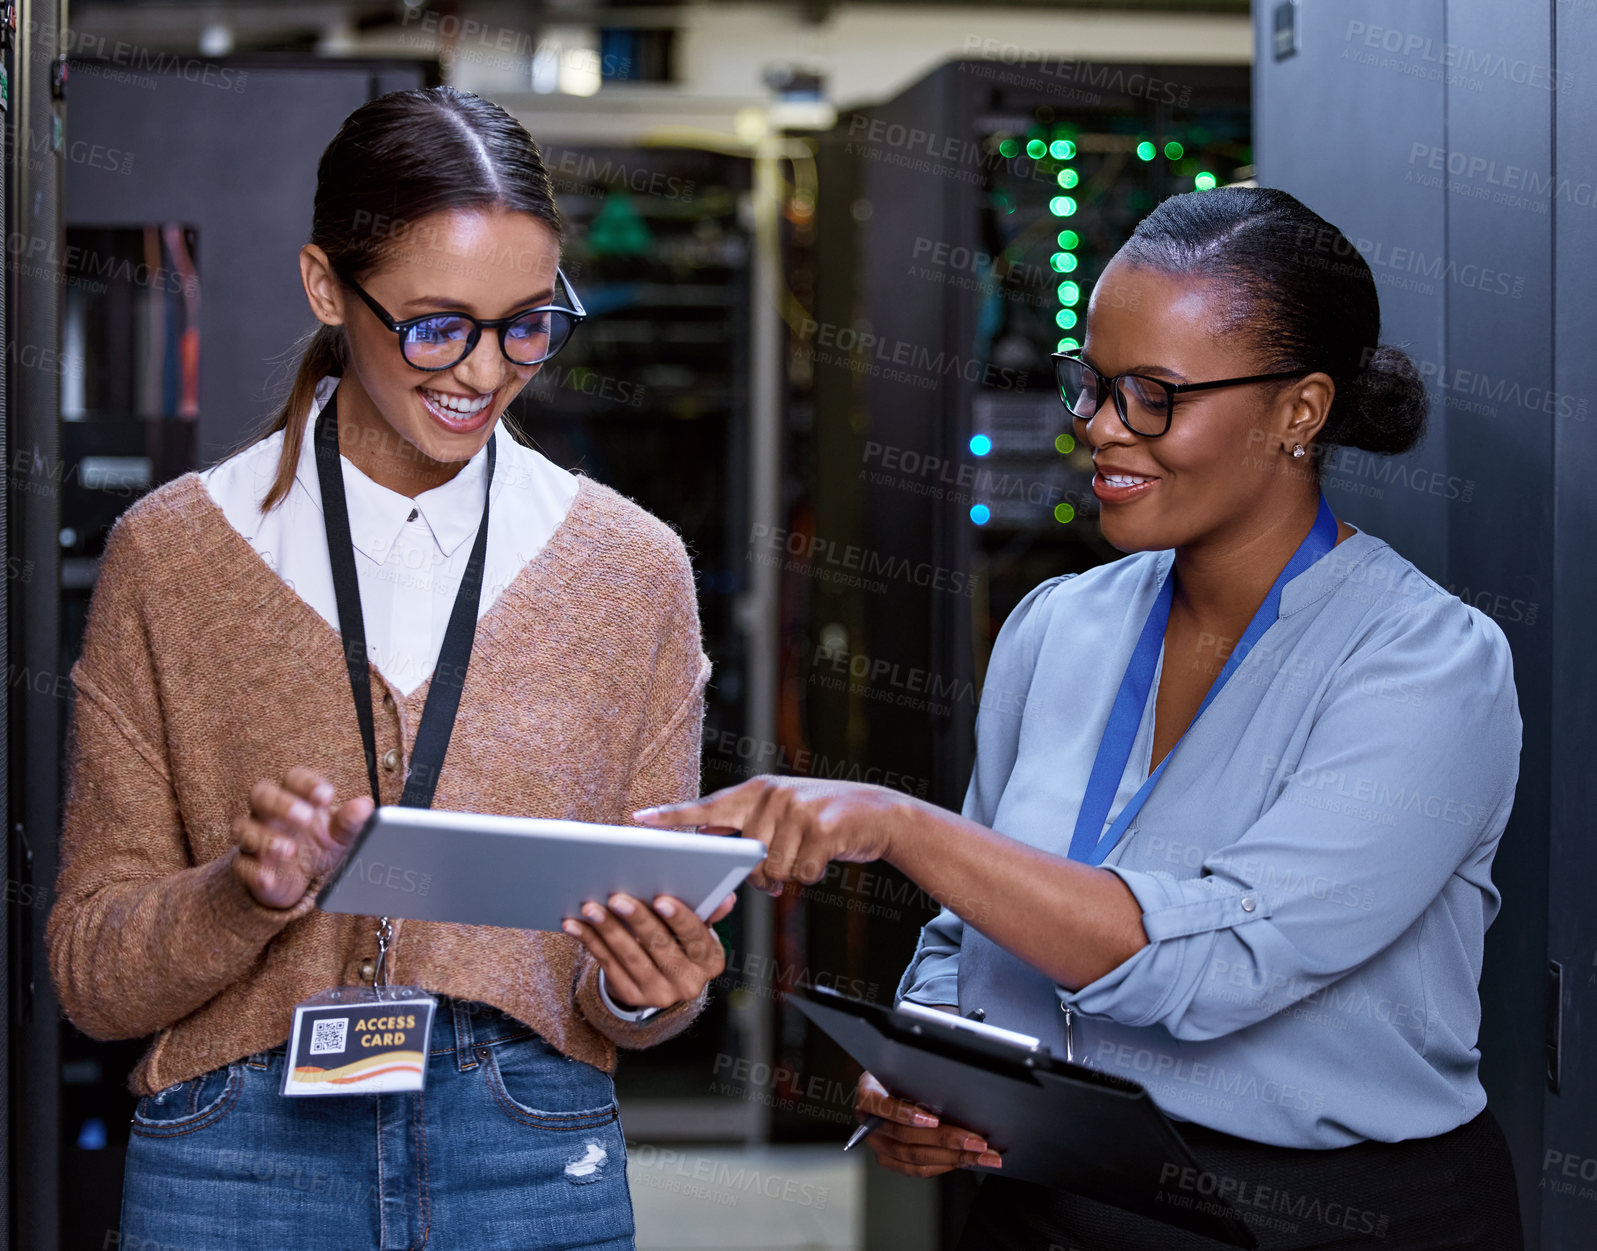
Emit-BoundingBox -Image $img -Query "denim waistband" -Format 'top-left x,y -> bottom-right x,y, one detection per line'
246,996 -> 541,1074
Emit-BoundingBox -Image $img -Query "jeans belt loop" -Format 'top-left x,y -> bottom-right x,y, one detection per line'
453,998 -> 478,1071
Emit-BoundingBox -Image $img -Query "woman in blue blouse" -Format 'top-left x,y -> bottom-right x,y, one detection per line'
631,187 -> 1523,1248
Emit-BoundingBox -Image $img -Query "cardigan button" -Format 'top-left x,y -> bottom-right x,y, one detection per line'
383,692 -> 395,711
381,749 -> 399,772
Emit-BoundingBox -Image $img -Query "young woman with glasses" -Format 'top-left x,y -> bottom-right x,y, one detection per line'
634,186 -> 1524,1249
49,86 -> 730,1250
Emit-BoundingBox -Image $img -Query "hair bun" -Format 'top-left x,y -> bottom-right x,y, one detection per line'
1334,344 -> 1428,455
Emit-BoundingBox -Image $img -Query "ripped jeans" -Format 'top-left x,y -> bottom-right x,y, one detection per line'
118,997 -> 635,1251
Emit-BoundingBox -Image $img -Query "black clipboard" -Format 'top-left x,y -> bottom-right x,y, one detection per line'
791,986 -> 1258,1249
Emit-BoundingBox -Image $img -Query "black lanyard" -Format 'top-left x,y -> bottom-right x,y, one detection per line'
312,382 -> 496,810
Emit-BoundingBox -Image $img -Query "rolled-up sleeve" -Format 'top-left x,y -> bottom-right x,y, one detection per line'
1060,598 -> 1521,1041
896,906 -> 965,1005
896,574 -> 1078,1006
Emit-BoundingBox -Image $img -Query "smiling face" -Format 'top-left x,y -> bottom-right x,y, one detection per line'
300,206 -> 562,495
1075,257 -> 1332,556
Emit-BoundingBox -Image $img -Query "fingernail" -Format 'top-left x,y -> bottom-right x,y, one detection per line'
963,1137 -> 988,1152
289,801 -> 313,824
273,838 -> 294,858
654,897 -> 677,918
912,1112 -> 939,1127
313,783 -> 334,803
259,868 -> 274,888
979,1152 -> 1002,1169
632,807 -> 658,820
582,904 -> 605,923
608,895 -> 635,917
561,920 -> 581,937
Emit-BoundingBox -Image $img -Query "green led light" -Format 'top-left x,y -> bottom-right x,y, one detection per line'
1055,308 -> 1078,330
1136,140 -> 1156,161
1164,140 -> 1184,160
1056,168 -> 1079,189
1049,195 -> 1078,217
1060,139 -> 1077,159
1056,282 -> 1080,305
1050,252 -> 1078,273
1026,139 -> 1048,159
1054,502 -> 1076,524
1195,171 -> 1218,190
1055,433 -> 1075,454
1056,229 -> 1079,249
998,137 -> 1019,158
1048,139 -> 1071,160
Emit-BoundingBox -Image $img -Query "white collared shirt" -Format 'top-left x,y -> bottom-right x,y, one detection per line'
199,374 -> 578,697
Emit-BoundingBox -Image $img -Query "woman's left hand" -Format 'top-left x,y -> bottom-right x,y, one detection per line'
633,776 -> 911,895
564,892 -> 737,1011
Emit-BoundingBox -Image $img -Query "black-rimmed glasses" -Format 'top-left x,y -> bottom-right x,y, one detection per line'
1053,351 -> 1308,438
340,267 -> 587,371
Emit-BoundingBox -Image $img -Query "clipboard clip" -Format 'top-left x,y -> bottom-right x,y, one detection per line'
895,1000 -> 1045,1065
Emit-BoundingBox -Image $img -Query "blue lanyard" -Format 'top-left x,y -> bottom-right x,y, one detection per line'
1066,494 -> 1340,867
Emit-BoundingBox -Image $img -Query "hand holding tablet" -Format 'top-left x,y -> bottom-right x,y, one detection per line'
561,889 -> 738,1013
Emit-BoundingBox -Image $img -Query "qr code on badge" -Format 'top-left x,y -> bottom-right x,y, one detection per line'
310,1017 -> 349,1055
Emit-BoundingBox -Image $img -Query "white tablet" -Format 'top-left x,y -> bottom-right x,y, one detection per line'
316,806 -> 764,931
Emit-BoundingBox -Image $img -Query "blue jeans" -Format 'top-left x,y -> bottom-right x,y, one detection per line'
118,998 -> 636,1250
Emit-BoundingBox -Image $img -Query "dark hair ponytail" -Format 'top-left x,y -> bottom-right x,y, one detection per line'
242,85 -> 564,513
1118,186 -> 1428,458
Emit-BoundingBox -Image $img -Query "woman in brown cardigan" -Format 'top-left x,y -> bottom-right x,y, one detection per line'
48,85 -> 729,1250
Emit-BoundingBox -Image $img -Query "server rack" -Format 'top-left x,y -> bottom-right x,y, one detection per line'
9,2 -> 67,1248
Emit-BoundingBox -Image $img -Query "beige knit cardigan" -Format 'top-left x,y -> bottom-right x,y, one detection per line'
47,470 -> 714,1095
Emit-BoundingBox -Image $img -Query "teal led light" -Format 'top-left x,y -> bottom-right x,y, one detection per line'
1136,140 -> 1156,161
1057,168 -> 1079,189
1195,171 -> 1218,190
969,434 -> 993,457
1055,308 -> 1077,330
1049,196 -> 1078,216
1056,281 -> 1080,305
1026,138 -> 1047,159
1056,229 -> 1079,249
970,504 -> 992,525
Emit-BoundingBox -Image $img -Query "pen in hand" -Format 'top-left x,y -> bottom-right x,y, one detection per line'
843,1006 -> 993,1156
843,1115 -> 884,1152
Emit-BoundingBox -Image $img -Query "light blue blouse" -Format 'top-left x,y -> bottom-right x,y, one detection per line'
895,527 -> 1522,1149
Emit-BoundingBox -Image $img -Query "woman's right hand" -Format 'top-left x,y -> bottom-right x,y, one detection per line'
231,767 -> 374,908
855,1070 -> 1003,1177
